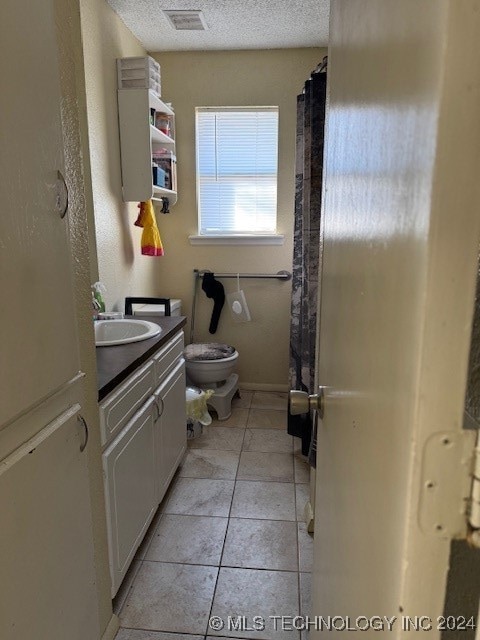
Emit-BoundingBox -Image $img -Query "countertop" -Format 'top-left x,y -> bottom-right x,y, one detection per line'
96,315 -> 186,401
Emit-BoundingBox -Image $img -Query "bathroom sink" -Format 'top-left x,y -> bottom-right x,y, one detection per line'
95,319 -> 161,346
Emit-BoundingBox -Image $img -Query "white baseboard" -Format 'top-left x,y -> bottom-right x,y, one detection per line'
240,382 -> 289,392
101,614 -> 119,640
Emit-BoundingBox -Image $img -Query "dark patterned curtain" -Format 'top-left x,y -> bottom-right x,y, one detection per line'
288,65 -> 327,459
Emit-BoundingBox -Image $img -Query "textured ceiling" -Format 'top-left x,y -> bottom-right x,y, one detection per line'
106,0 -> 329,51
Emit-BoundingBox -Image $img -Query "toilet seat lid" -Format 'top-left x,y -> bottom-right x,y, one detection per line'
184,343 -> 236,361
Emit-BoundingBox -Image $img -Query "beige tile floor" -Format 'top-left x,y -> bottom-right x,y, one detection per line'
114,391 -> 313,640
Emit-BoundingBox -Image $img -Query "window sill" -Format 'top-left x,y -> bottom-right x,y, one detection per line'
188,234 -> 285,246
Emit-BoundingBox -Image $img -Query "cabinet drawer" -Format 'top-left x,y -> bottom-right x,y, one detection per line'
153,331 -> 184,385
99,361 -> 154,446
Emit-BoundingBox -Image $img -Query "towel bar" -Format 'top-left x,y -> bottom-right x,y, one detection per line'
190,269 -> 291,342
194,269 -> 292,281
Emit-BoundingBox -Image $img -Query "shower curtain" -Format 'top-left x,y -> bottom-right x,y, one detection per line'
288,65 -> 327,460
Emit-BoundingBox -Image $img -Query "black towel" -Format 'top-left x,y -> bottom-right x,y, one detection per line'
201,273 -> 225,334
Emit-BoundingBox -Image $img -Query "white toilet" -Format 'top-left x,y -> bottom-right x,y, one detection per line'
132,298 -> 239,420
184,343 -> 239,420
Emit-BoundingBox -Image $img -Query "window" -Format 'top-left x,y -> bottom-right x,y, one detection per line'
195,107 -> 279,237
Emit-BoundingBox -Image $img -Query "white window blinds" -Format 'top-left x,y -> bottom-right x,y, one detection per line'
196,107 -> 279,235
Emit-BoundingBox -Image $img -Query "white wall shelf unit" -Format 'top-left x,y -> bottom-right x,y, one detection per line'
117,89 -> 177,206
153,185 -> 176,199
149,125 -> 174,147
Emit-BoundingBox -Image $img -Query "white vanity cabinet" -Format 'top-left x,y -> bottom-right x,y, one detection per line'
100,330 -> 186,596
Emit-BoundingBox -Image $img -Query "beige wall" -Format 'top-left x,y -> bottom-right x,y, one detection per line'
80,0 -> 159,312
78,0 -> 162,633
151,49 -> 324,388
60,0 -> 116,636
80,16 -> 322,387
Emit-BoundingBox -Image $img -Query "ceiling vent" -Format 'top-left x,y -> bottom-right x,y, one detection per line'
163,10 -> 208,31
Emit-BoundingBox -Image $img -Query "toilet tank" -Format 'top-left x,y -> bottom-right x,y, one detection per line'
133,299 -> 182,317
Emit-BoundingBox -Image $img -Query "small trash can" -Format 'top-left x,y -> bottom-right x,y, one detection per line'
185,386 -> 213,439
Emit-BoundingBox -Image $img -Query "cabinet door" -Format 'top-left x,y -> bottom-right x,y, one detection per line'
0,405 -> 99,640
155,360 -> 187,503
103,398 -> 157,596
0,0 -> 80,425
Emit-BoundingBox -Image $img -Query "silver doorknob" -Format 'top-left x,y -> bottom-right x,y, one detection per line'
289,388 -> 324,419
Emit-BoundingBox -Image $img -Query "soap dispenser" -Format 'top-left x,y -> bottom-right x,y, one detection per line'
92,291 -> 101,320
92,282 -> 106,313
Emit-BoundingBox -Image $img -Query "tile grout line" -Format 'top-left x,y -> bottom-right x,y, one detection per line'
212,402 -> 301,639
289,409 -> 302,639
202,407 -> 247,637
141,557 -> 304,574
293,451 -> 303,639
116,394 -> 294,638
296,538 -> 302,640
120,623 -> 209,638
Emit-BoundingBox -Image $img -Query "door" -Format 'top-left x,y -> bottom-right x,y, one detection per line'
0,0 -> 79,426
311,1 -> 480,636
103,397 -> 157,596
0,0 -> 102,635
0,405 -> 99,640
154,360 -> 187,503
